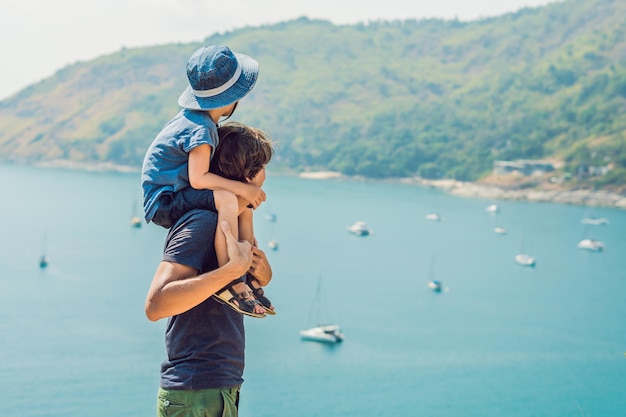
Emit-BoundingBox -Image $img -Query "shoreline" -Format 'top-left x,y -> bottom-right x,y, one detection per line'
299,171 -> 626,210
400,177 -> 626,210
12,161 -> 626,210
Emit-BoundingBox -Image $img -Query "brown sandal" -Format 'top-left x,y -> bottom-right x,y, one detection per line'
212,277 -> 266,318
247,274 -> 276,315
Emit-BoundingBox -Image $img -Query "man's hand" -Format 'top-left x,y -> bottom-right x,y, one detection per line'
240,183 -> 266,209
221,221 -> 253,275
249,246 -> 272,286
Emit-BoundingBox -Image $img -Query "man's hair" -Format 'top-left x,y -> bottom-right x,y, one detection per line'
212,122 -> 274,182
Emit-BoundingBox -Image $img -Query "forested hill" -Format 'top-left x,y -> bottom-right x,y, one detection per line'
1,0 -> 625,188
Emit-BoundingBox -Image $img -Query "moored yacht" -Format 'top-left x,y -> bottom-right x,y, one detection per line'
486,204 -> 499,214
130,216 -> 142,228
425,213 -> 442,221
428,280 -> 442,292
347,221 -> 372,236
581,217 -> 609,226
515,254 -> 536,267
300,324 -> 344,344
577,239 -> 604,252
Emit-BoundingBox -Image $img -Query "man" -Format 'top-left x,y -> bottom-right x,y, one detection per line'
145,213 -> 272,417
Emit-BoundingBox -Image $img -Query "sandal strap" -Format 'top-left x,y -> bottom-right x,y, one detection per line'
217,276 -> 246,294
237,290 -> 254,300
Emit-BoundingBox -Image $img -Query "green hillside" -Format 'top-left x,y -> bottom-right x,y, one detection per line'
1,0 -> 625,189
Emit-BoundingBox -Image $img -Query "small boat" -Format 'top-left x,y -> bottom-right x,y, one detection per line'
494,226 -> 508,235
425,213 -> 441,222
300,277 -> 343,344
581,217 -> 609,226
428,280 -> 442,293
347,221 -> 372,236
577,239 -> 604,252
515,254 -> 536,267
300,324 -> 344,344
39,231 -> 48,269
486,204 -> 499,214
130,216 -> 142,228
130,200 -> 142,228
268,239 -> 279,251
426,255 -> 444,293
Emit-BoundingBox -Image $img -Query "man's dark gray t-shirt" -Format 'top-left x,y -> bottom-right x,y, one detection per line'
160,209 -> 245,389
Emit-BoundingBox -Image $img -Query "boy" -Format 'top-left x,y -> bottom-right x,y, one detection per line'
210,122 -> 275,313
142,45 -> 270,317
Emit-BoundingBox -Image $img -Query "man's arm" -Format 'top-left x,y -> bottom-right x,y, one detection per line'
145,221 -> 253,321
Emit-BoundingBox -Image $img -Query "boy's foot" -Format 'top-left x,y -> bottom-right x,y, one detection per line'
212,277 -> 267,318
247,274 -> 276,315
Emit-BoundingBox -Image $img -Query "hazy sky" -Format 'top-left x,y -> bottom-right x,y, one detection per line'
0,0 -> 560,100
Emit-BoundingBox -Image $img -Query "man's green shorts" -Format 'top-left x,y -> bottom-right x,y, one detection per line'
157,386 -> 240,417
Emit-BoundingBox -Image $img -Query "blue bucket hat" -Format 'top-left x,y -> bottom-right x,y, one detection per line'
178,45 -> 259,110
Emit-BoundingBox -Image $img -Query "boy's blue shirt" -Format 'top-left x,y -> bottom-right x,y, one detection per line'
141,109 -> 219,223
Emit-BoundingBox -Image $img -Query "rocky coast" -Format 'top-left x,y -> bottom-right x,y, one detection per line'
401,178 -> 626,210
298,171 -> 626,210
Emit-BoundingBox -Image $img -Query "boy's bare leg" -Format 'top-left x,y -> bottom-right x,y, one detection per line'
214,190 -> 265,315
238,207 -> 275,312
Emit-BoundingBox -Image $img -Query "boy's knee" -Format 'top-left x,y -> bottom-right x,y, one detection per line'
214,190 -> 238,212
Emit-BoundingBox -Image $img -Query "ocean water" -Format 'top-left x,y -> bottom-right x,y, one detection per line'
0,163 -> 625,417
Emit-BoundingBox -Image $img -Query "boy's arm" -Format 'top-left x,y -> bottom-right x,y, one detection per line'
188,144 -> 266,208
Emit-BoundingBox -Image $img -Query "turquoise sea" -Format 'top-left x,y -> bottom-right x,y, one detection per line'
1,163 -> 625,417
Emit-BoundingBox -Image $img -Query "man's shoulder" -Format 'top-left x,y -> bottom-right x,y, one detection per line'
164,210 -> 219,271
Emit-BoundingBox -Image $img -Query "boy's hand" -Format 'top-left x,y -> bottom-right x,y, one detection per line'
249,246 -> 272,286
241,183 -> 266,209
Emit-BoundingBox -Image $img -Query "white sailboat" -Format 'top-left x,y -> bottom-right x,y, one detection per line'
486,204 -> 499,215
268,239 -> 279,250
428,280 -> 443,292
130,200 -> 142,228
515,232 -> 536,267
347,221 -> 372,236
515,254 -> 536,267
581,217 -> 609,225
268,216 -> 279,250
300,277 -> 344,344
577,223 -> 605,252
426,255 -> 444,293
130,216 -> 142,228
39,231 -> 48,269
577,238 -> 604,252
581,209 -> 609,226
425,213 -> 442,222
487,204 -> 506,234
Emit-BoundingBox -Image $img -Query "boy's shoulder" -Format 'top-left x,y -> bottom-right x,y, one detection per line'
156,110 -> 218,146
181,109 -> 216,128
